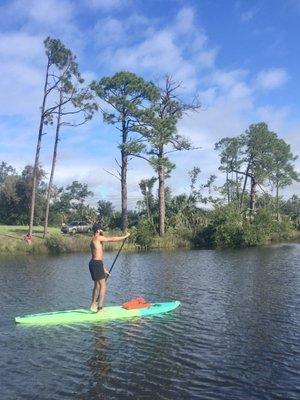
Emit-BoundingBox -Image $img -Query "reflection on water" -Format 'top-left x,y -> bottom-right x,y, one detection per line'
86,324 -> 111,398
0,244 -> 299,399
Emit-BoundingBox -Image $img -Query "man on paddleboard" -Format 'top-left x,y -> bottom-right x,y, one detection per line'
89,223 -> 130,312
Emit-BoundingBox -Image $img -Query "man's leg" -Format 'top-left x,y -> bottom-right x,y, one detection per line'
90,281 -> 99,311
97,278 -> 106,312
95,266 -> 109,304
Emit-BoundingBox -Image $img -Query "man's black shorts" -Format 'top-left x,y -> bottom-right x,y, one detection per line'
89,259 -> 106,281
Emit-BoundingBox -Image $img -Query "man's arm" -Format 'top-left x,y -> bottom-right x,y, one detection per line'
99,233 -> 130,243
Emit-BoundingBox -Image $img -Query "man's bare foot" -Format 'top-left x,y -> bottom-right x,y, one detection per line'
90,303 -> 98,312
97,306 -> 105,313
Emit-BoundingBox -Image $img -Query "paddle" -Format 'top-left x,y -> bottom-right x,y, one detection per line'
106,236 -> 128,281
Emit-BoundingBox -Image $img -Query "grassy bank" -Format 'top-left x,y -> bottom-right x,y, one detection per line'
0,224 -> 299,255
0,225 -> 194,254
0,225 -> 138,255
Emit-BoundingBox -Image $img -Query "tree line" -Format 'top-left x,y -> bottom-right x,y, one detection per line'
1,36 -> 299,247
0,155 -> 299,248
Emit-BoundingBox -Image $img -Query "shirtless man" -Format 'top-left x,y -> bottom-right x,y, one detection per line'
89,223 -> 130,312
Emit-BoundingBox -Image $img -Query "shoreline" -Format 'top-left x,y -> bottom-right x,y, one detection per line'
0,225 -> 299,255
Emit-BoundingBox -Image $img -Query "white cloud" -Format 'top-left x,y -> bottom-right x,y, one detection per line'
174,7 -> 196,34
28,0 -> 74,24
0,32 -> 44,116
93,17 -> 125,45
210,69 -> 248,90
0,32 -> 43,61
240,9 -> 257,22
1,0 -> 86,58
196,48 -> 218,69
81,70 -> 98,82
256,105 -> 290,131
85,0 -> 124,11
99,7 -> 215,92
0,21 -> 87,118
2,0 -> 75,26
0,60 -> 44,116
256,68 -> 288,90
114,29 -> 181,71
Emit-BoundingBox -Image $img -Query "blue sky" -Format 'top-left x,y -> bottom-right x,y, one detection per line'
0,0 -> 299,208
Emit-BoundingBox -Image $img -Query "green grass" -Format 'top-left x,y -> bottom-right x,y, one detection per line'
2,224 -> 297,255
152,233 -> 191,250
0,225 -> 59,236
0,224 -> 190,254
0,225 -> 58,254
0,225 -> 137,254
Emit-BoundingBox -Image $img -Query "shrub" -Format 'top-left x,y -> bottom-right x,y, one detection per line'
131,218 -> 156,249
45,234 -> 64,253
193,205 -> 296,248
193,205 -> 244,248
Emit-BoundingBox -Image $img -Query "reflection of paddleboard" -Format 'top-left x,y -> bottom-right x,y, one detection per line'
15,301 -> 181,325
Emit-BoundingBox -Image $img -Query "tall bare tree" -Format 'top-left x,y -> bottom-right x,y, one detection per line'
132,76 -> 200,236
29,37 -> 80,236
91,72 -> 159,231
43,82 -> 97,237
215,137 -> 243,205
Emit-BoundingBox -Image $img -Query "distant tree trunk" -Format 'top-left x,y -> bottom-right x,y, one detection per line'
29,60 -> 51,237
158,165 -> 165,236
249,177 -> 257,215
121,152 -> 128,232
43,99 -> 62,237
121,118 -> 128,231
240,160 -> 251,210
158,147 -> 165,236
226,169 -> 230,204
235,169 -> 240,205
145,188 -> 151,220
276,179 -> 280,222
240,175 -> 248,210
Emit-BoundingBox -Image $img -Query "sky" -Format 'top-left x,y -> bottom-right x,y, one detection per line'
0,0 -> 299,209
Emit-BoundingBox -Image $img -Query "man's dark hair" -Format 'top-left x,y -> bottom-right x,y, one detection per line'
92,223 -> 103,234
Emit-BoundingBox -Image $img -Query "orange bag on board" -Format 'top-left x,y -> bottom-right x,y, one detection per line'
122,297 -> 151,310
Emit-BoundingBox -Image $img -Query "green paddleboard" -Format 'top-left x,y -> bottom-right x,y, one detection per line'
15,301 -> 180,325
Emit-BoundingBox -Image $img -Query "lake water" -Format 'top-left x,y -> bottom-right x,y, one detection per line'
0,244 -> 299,399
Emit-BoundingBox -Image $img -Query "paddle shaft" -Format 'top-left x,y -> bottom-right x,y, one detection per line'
106,237 -> 127,280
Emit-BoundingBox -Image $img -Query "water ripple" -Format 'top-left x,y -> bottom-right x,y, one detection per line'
1,245 -> 300,399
